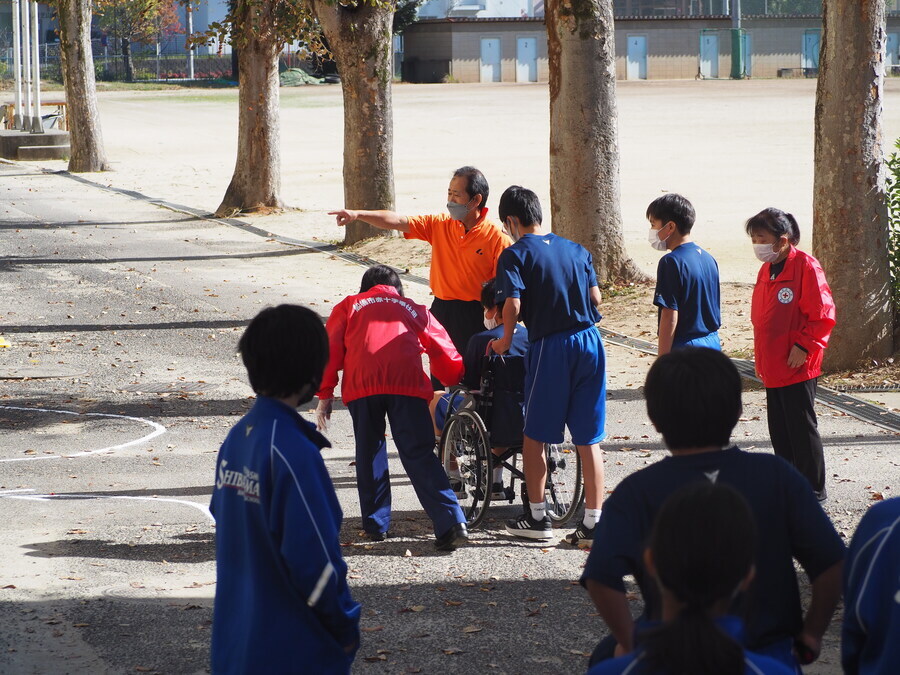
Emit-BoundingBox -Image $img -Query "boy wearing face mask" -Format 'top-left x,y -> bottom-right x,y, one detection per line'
646,194 -> 721,356
329,166 -> 511,387
211,305 -> 361,674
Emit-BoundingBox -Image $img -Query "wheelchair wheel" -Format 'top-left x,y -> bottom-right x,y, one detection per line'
545,443 -> 583,524
440,409 -> 492,529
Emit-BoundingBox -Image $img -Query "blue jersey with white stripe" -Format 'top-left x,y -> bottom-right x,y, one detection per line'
211,396 -> 360,674
843,497 -> 900,675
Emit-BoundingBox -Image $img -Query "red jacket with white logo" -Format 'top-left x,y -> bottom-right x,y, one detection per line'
317,285 -> 463,403
751,247 -> 836,389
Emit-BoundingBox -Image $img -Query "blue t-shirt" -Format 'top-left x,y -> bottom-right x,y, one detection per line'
581,447 -> 845,655
211,397 -> 361,674
495,233 -> 602,342
589,616 -> 794,674
654,242 -> 721,343
842,497 -> 900,675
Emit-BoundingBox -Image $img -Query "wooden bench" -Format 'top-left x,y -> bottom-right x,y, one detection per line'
2,101 -> 68,131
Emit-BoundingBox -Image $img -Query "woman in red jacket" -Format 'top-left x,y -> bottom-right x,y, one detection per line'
315,265 -> 469,551
746,208 -> 836,501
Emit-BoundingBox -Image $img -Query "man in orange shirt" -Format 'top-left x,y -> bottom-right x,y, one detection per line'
330,167 -> 511,384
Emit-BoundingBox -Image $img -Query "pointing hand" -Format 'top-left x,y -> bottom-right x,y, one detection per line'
328,209 -> 358,227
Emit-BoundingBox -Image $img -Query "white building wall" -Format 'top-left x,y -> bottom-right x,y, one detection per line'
419,0 -> 535,19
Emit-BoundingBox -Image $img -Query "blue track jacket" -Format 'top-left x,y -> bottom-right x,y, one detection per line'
210,396 -> 360,674
842,497 -> 900,674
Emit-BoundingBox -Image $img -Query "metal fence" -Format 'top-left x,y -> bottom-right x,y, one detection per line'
0,35 -> 320,83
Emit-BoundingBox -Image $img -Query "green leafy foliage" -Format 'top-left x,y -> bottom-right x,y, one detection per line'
885,138 -> 900,319
96,0 -> 183,46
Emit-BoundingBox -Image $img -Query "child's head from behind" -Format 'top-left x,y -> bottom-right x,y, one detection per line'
645,347 -> 741,450
360,264 -> 404,296
498,185 -> 543,233
745,207 -> 801,246
646,193 -> 696,236
238,305 -> 328,404
640,482 -> 757,674
648,481 -> 757,611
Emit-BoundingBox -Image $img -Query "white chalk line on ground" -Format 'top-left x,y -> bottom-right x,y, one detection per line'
0,405 -> 166,463
0,488 -> 213,522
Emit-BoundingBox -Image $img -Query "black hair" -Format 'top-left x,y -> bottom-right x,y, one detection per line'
639,481 -> 757,675
360,264 -> 404,296
480,278 -> 504,311
238,304 -> 328,402
744,207 -> 801,246
453,166 -> 490,211
646,193 -> 696,235
644,347 -> 741,450
497,185 -> 543,226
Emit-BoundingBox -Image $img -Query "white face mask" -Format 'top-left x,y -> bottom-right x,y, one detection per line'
502,218 -> 520,243
753,243 -> 781,264
647,226 -> 669,252
483,315 -> 501,330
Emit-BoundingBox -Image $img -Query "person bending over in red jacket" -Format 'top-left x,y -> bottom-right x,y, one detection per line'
746,208 -> 836,501
315,265 -> 469,551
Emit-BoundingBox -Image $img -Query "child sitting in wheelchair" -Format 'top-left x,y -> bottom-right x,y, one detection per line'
432,278 -> 529,499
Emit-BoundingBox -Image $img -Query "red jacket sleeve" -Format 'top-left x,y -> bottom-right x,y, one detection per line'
316,299 -> 349,400
420,310 -> 464,387
794,257 -> 836,356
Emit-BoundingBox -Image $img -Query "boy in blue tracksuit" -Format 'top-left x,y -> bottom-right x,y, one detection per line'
492,186 -> 607,547
646,193 -> 721,355
210,305 -> 360,674
842,496 -> 900,674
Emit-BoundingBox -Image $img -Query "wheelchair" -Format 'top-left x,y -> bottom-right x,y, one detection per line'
438,356 -> 584,529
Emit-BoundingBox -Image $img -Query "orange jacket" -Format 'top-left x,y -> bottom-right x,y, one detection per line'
317,285 -> 463,403
751,247 -> 836,389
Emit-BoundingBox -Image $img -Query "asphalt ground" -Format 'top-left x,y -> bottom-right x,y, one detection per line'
0,162 -> 898,674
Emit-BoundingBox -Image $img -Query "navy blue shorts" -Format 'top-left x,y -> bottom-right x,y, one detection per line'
523,325 -> 606,446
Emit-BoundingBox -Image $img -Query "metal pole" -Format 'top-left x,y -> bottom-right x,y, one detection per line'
21,0 -> 33,132
30,0 -> 43,133
730,0 -> 743,79
186,3 -> 194,80
12,0 -> 23,129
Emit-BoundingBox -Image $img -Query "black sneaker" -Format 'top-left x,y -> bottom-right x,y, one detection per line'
364,531 -> 388,542
491,482 -> 507,500
505,512 -> 553,541
563,522 -> 595,549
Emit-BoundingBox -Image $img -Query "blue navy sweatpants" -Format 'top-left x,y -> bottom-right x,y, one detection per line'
347,394 -> 464,537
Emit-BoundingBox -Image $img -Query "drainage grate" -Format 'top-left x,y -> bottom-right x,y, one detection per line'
598,328 -> 900,434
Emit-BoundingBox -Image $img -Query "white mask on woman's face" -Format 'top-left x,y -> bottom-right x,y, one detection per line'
484,314 -> 501,330
753,243 -> 781,264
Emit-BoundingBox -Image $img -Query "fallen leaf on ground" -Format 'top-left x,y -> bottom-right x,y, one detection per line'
361,626 -> 384,633
462,625 -> 482,633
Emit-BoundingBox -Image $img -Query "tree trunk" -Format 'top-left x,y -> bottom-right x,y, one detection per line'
312,1 -> 395,245
123,36 -> 134,82
57,0 -> 110,172
546,0 -> 644,284
814,0 -> 893,370
215,7 -> 281,216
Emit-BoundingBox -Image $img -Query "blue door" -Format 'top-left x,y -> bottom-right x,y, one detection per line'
626,35 -> 647,80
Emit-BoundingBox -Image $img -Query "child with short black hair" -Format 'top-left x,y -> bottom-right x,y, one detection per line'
646,193 -> 722,355
582,347 -> 844,672
211,304 -> 360,674
746,207 -> 835,500
493,186 -> 607,547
